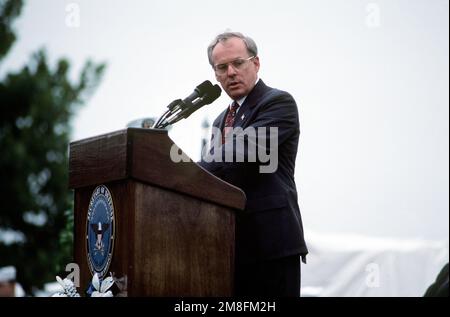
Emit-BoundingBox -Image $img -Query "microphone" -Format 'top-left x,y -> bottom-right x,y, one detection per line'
179,84 -> 221,118
164,83 -> 221,126
154,80 -> 221,129
168,80 -> 215,111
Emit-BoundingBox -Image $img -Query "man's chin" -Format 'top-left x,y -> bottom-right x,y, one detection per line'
226,89 -> 244,100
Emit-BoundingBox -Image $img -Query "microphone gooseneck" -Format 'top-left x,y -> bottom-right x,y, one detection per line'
154,81 -> 221,129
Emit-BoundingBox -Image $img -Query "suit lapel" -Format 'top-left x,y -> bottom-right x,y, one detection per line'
214,80 -> 270,130
215,108 -> 228,130
234,105 -> 252,128
233,80 -> 269,128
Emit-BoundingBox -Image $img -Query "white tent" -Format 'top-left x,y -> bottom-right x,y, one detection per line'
301,231 -> 449,297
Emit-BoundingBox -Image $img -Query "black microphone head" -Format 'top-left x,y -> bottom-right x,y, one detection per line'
194,80 -> 214,96
169,84 -> 222,123
202,84 -> 222,105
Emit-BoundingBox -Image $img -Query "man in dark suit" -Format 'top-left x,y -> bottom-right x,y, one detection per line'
199,32 -> 308,296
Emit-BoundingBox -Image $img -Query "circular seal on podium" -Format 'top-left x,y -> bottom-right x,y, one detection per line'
86,185 -> 115,279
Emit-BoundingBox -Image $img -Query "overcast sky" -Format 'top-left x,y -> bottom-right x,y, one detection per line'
2,0 -> 448,240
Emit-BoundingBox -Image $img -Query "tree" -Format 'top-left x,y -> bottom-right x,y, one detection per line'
0,0 -> 106,294
0,0 -> 21,61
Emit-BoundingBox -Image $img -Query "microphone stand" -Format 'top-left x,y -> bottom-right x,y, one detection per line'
153,95 -> 206,129
152,82 -> 221,129
153,99 -> 185,129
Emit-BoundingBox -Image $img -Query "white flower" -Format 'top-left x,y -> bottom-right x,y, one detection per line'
91,273 -> 114,297
52,276 -> 80,297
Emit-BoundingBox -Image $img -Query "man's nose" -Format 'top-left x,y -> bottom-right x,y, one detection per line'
226,64 -> 237,77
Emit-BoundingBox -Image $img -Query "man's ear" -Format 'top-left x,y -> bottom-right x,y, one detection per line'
254,56 -> 260,72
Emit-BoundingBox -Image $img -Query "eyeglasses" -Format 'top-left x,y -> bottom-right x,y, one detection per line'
213,56 -> 255,75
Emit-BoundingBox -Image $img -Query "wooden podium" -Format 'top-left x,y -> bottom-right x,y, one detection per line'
69,128 -> 245,296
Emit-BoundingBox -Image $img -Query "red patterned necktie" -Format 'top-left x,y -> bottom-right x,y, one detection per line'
222,101 -> 239,144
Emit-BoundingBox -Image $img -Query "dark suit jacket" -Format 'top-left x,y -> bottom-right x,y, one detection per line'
199,79 -> 308,264
424,263 -> 449,297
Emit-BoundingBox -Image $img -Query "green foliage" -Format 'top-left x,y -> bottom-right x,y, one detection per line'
0,0 -> 105,294
0,0 -> 23,61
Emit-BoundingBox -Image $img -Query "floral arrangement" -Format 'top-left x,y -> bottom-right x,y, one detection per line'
52,273 -> 114,297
